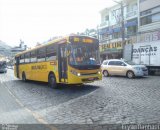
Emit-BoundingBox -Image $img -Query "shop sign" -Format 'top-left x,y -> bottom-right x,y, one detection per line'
137,31 -> 160,43
99,42 -> 122,52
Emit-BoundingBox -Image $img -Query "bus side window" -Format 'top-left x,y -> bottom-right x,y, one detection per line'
14,57 -> 17,65
20,54 -> 24,63
25,52 -> 30,63
46,45 -> 57,61
31,51 -> 37,63
37,47 -> 46,62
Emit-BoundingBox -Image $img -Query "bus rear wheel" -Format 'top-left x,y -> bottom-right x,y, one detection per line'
48,74 -> 57,89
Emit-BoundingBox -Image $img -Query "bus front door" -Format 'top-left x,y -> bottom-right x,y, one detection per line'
16,57 -> 20,78
58,44 -> 68,83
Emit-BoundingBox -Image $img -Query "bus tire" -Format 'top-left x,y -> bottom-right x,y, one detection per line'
22,72 -> 27,82
48,73 -> 57,89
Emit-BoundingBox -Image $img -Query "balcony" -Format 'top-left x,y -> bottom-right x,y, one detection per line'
126,10 -> 137,19
100,21 -> 109,28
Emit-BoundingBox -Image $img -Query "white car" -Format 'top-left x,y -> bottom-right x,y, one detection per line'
101,59 -> 148,78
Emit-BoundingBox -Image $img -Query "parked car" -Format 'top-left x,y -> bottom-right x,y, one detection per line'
101,59 -> 148,78
0,61 -> 7,73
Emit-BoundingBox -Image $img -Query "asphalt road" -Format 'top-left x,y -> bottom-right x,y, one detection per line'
0,69 -> 160,126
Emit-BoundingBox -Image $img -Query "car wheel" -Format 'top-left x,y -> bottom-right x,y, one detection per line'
48,74 -> 57,89
103,70 -> 109,77
127,71 -> 134,79
22,72 -> 27,82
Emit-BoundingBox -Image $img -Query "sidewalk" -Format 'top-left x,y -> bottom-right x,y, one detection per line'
0,82 -> 38,124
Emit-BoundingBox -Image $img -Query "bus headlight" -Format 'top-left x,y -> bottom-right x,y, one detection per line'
77,73 -> 81,76
98,71 -> 101,74
71,70 -> 81,76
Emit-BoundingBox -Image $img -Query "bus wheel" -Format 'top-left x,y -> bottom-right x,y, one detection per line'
22,72 -> 27,82
48,74 -> 57,89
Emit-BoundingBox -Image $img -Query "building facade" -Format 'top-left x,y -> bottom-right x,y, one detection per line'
11,40 -> 27,57
98,0 -> 160,61
137,0 -> 160,43
99,0 -> 138,61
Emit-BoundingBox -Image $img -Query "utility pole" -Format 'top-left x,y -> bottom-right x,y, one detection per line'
113,0 -> 125,58
97,25 -> 99,40
120,1 -> 125,58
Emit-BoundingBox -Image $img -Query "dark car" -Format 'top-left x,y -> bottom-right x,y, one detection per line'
0,61 -> 7,73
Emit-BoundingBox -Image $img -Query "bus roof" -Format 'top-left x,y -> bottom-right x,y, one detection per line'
15,36 -> 69,57
15,35 -> 98,57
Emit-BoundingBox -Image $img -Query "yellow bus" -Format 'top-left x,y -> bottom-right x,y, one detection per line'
14,35 -> 102,88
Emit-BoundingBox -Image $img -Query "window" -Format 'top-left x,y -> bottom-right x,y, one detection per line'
103,61 -> 108,65
101,33 -> 109,41
20,54 -> 24,63
30,51 -> 37,62
37,47 -> 46,62
152,13 -> 160,22
140,6 -> 160,26
140,10 -> 151,16
141,13 -> 160,26
108,61 -> 116,65
127,26 -> 137,36
105,15 -> 109,21
113,32 -> 121,39
46,45 -> 57,61
24,52 -> 30,63
115,61 -> 126,66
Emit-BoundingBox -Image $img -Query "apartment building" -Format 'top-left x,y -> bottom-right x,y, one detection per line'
99,0 -> 138,60
11,40 -> 27,57
137,0 -> 160,43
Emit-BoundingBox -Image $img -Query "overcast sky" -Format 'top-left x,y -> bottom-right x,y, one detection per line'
0,0 -> 116,47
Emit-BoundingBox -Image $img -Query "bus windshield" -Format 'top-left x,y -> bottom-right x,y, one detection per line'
69,43 -> 100,66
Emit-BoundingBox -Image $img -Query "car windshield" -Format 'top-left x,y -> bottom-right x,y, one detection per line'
69,43 -> 100,66
124,60 -> 136,65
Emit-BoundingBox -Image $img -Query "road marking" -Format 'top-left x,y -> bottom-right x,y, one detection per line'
5,85 -> 58,130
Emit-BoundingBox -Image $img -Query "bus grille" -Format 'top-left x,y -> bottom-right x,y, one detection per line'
80,73 -> 97,76
82,77 -> 99,82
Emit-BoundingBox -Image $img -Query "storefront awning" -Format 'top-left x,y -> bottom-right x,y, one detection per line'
125,20 -> 137,27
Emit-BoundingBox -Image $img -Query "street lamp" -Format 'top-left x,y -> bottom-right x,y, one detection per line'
112,0 -> 125,58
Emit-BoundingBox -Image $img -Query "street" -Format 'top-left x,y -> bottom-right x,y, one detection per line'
0,69 -> 160,125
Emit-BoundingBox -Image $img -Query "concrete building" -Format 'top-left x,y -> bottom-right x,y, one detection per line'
137,0 -> 160,43
99,0 -> 138,61
11,40 -> 27,57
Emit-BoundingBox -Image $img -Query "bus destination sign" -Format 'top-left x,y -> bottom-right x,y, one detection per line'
71,37 -> 95,44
